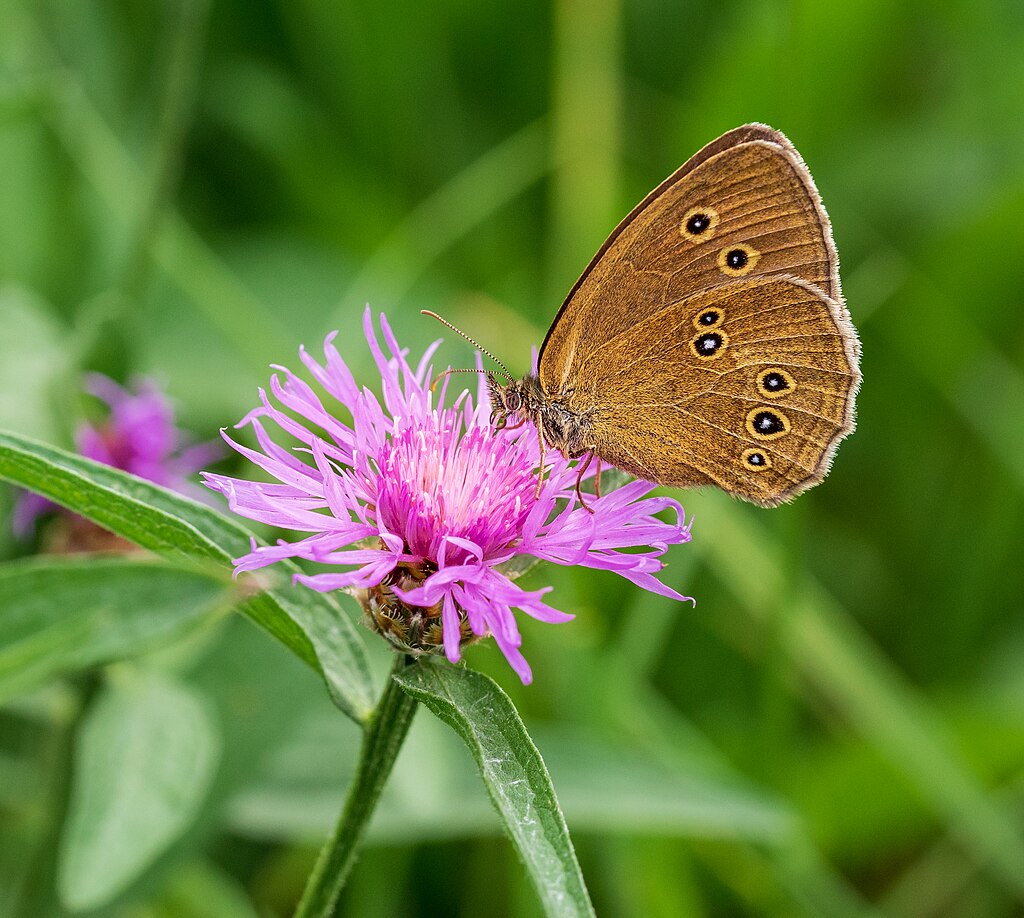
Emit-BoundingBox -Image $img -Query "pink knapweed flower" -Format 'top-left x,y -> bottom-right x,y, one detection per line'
203,309 -> 692,684
14,374 -> 217,537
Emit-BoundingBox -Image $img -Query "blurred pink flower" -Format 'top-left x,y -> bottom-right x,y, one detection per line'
204,309 -> 692,684
13,375 -> 218,537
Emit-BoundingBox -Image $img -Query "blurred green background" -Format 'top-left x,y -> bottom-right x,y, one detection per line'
2,0 -> 1023,915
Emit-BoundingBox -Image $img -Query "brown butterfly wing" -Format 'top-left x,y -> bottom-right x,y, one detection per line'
539,124 -> 843,395
564,277 -> 859,506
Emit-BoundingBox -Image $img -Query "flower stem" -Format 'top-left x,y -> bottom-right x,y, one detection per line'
293,655 -> 419,918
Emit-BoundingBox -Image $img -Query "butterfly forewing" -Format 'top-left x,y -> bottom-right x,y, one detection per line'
539,124 -> 841,393
533,123 -> 858,505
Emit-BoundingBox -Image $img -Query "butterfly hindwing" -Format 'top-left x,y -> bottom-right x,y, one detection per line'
565,277 -> 859,505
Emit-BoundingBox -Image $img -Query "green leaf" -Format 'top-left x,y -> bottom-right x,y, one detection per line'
0,556 -> 228,703
58,671 -> 221,911
0,429 -> 374,723
394,661 -> 595,918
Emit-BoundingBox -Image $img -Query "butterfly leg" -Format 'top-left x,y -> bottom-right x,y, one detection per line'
573,451 -> 596,514
534,423 -> 547,499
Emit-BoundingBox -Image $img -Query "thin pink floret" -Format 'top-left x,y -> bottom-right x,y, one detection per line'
204,308 -> 692,684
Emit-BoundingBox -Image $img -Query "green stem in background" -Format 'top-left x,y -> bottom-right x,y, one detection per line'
10,5 -> 294,369
293,656 -> 419,918
120,0 -> 210,304
548,0 -> 622,301
335,118 -> 549,319
83,0 -> 211,375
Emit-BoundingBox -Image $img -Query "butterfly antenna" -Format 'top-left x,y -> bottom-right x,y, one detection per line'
428,367 -> 490,392
421,310 -> 514,381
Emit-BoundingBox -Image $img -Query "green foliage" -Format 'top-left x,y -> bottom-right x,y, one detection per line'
395,662 -> 595,918
227,709 -> 794,845
0,286 -> 69,443
0,430 -> 375,723
58,671 -> 221,911
0,556 -> 228,703
0,0 -> 1022,915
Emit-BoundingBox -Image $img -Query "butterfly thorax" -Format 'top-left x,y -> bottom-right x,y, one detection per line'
487,373 -> 593,458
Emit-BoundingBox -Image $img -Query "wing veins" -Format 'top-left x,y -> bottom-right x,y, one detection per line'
726,394 -> 842,425
734,359 -> 853,376
605,398 -> 817,476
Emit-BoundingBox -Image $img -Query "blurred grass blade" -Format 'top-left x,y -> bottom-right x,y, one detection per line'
118,0 -> 209,305
58,670 -> 221,911
0,429 -> 374,723
6,7 -> 292,369
0,285 -> 70,442
699,503 -> 1024,901
599,663 -> 881,918
0,694 -> 69,916
338,119 -> 549,315
226,707 -> 793,845
548,0 -> 622,299
145,860 -> 260,918
536,725 -> 793,843
768,833 -> 888,918
0,556 -> 227,704
394,661 -> 595,918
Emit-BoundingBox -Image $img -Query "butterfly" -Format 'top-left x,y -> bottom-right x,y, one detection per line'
427,124 -> 861,508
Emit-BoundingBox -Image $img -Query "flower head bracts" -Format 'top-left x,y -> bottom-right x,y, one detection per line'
204,308 -> 692,684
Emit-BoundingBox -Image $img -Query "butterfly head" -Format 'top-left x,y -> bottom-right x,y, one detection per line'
418,309 -> 592,455
487,374 -> 529,430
